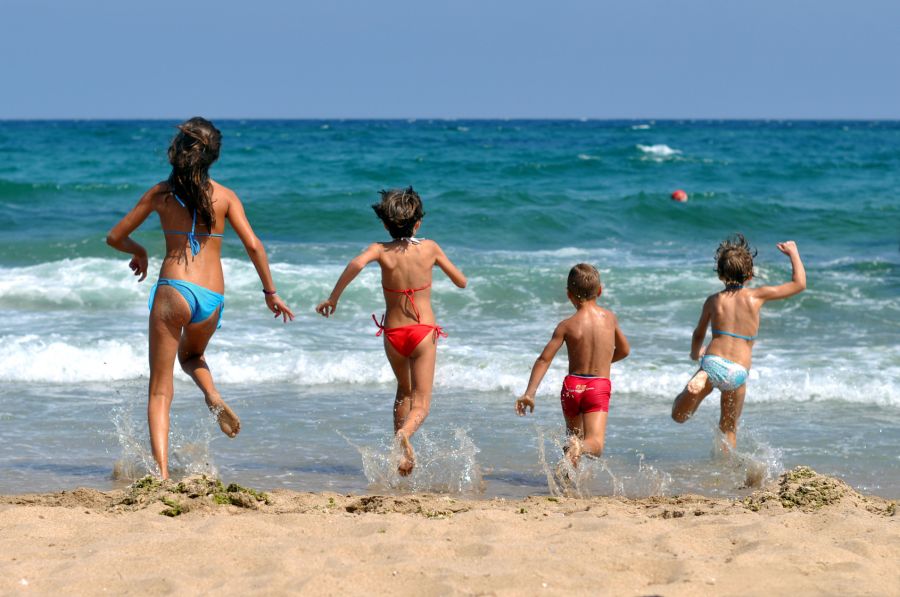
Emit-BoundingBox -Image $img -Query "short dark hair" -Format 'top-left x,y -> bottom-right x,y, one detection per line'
372,186 -> 425,239
567,263 -> 601,301
715,233 -> 756,285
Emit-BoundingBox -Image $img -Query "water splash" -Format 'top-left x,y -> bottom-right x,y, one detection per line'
110,402 -> 218,481
341,428 -> 484,495
536,426 -> 671,498
708,425 -> 783,490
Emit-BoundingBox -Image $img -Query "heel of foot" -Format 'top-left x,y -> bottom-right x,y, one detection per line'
687,371 -> 709,394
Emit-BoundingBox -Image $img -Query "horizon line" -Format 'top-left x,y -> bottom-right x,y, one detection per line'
1,117 -> 899,123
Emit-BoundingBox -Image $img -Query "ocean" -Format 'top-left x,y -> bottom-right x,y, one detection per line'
0,120 -> 897,499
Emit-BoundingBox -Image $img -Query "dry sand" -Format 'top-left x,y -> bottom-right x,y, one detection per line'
0,468 -> 896,596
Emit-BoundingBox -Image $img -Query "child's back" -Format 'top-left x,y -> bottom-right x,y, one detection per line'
516,264 -> 629,467
316,188 -> 466,476
672,236 -> 806,449
559,303 -> 619,377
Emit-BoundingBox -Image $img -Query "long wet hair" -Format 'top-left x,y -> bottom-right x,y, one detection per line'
167,117 -> 221,230
715,233 -> 757,285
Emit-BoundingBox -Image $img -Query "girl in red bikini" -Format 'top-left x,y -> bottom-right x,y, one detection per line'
316,187 -> 467,476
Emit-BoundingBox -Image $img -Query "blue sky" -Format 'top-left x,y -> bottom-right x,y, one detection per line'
2,0 -> 899,119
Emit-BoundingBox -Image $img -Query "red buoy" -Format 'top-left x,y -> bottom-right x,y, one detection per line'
671,189 -> 688,202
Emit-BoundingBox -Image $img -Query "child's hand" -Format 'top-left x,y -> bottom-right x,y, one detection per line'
129,251 -> 148,282
776,241 -> 799,256
691,344 -> 706,361
515,395 -> 535,416
266,294 -> 295,323
316,299 -> 337,317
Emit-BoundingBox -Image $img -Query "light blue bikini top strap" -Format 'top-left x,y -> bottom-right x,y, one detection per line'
712,328 -> 758,341
164,194 -> 222,251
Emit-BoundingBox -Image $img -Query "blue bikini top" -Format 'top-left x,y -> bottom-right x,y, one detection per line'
712,284 -> 757,341
163,194 -> 223,256
712,329 -> 758,341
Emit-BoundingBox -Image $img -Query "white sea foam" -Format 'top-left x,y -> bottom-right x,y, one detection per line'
636,144 -> 681,157
577,153 -> 601,161
631,124 -> 652,130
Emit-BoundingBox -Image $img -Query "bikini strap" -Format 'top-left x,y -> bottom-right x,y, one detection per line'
712,328 -> 758,341
382,283 -> 431,323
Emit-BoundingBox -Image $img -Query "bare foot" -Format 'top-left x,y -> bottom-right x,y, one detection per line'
396,432 -> 415,476
206,395 -> 240,438
687,370 -> 709,394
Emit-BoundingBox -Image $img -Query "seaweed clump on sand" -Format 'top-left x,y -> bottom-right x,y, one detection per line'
744,466 -> 896,515
115,475 -> 269,517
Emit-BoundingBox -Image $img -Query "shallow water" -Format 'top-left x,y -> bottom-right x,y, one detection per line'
0,120 -> 898,498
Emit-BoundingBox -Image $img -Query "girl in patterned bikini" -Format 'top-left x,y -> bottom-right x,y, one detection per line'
671,234 -> 806,449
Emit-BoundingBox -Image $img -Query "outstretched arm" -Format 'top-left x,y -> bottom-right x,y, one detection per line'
516,323 -> 566,416
106,186 -> 157,282
752,241 -> 806,302
226,192 -> 294,322
432,241 -> 467,288
690,299 -> 712,361
316,243 -> 382,317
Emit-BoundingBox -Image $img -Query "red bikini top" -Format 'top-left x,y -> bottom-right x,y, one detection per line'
383,283 -> 430,322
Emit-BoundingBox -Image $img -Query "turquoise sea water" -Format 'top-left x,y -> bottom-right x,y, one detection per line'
0,120 -> 898,498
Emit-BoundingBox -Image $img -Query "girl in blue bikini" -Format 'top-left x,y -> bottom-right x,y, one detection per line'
107,117 -> 294,479
671,235 -> 806,449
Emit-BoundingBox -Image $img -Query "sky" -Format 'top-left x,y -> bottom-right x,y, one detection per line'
2,0 -> 899,119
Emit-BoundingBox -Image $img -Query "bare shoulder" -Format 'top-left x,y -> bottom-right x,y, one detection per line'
146,181 -> 171,207
598,306 -> 620,324
423,238 -> 443,253
210,179 -> 238,203
556,314 -> 577,336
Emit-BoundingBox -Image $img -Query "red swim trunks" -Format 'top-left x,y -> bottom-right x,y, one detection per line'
560,374 -> 611,417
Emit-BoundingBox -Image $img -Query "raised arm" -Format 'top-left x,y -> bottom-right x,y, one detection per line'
516,323 -> 566,415
316,243 -> 383,317
612,316 -> 630,363
106,185 -> 158,282
225,192 -> 294,322
690,298 -> 712,361
751,241 -> 806,302
432,241 -> 467,288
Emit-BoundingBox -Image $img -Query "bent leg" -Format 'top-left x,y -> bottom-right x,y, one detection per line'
563,411 -> 608,467
178,306 -> 239,438
719,384 -> 747,449
148,286 -> 191,479
580,410 -> 608,459
672,369 -> 714,423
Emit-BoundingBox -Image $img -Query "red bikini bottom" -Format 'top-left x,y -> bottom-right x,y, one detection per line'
373,315 -> 447,357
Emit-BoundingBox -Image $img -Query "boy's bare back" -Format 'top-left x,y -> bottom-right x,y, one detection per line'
559,304 -> 620,377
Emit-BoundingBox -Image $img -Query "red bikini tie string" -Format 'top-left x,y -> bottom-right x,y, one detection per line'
372,313 -> 386,336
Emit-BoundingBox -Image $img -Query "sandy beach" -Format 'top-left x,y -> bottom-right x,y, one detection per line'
0,468 -> 896,596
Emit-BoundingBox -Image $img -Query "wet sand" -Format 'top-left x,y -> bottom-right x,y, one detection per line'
0,468 -> 897,596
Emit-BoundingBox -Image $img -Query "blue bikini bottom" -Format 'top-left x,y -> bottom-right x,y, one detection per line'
149,278 -> 224,328
701,354 -> 748,391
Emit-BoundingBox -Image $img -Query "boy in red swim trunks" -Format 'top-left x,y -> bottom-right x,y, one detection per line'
516,264 -> 630,467
316,187 -> 467,476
